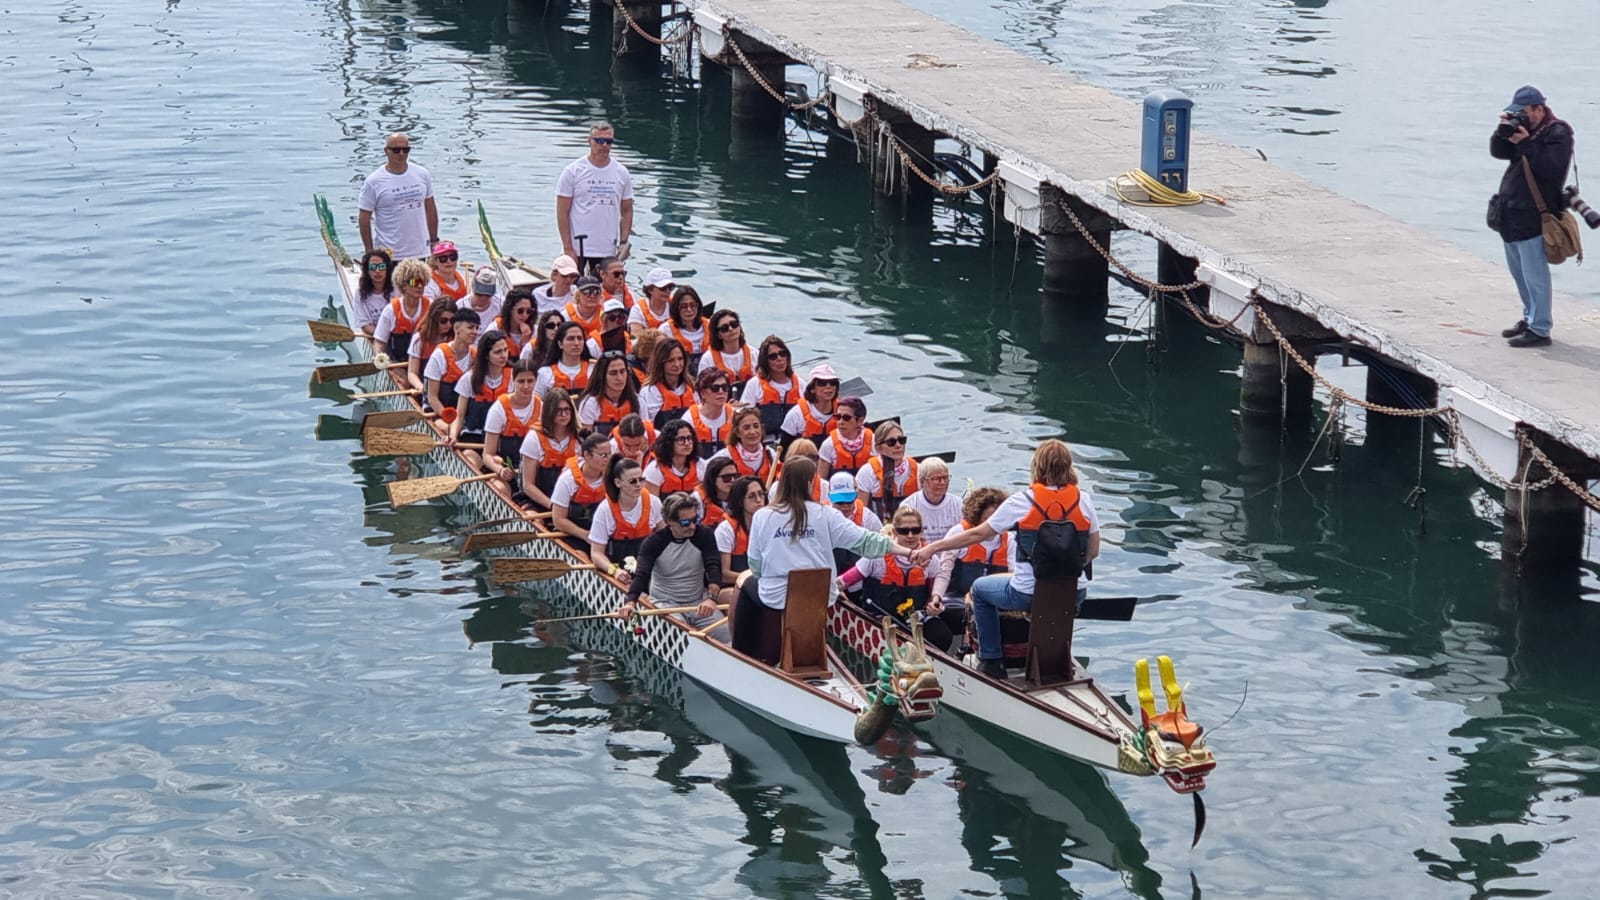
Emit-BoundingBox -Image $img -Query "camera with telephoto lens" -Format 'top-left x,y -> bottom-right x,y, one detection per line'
1565,186 -> 1600,230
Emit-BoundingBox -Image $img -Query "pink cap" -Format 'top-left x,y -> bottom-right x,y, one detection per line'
431,240 -> 457,257
806,363 -> 838,386
552,254 -> 580,276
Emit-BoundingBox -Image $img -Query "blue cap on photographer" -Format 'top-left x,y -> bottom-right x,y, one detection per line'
1505,85 -> 1546,113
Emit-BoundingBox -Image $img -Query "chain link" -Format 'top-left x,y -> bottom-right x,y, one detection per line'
878,123 -> 1000,195
612,0 -> 694,47
722,24 -> 829,110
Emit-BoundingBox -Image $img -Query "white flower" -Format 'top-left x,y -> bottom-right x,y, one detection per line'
622,556 -> 638,574
373,350 -> 391,367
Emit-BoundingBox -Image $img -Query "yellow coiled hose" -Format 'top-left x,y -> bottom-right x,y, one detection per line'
1111,168 -> 1227,207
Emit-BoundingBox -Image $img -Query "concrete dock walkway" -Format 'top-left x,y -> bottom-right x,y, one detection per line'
690,0 -> 1600,467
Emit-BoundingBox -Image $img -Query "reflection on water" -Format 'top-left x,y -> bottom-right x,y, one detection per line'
5,0 -> 1600,895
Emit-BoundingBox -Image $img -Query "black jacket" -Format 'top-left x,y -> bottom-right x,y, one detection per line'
1489,115 -> 1573,243
626,525 -> 722,603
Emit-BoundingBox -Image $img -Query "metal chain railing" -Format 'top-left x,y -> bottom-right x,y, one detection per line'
878,122 -> 1000,196
722,24 -> 829,110
612,0 -> 695,47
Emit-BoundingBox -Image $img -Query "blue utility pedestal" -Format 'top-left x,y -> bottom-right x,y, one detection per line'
1141,90 -> 1194,193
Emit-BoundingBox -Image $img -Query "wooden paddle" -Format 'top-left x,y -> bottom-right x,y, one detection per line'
461,528 -> 560,552
314,360 -> 406,383
913,451 -> 958,464
386,472 -> 498,507
360,409 -> 433,431
1003,596 -> 1137,622
351,387 -> 421,400
532,603 -> 728,627
363,427 -> 484,457
308,319 -> 359,343
490,556 -> 597,584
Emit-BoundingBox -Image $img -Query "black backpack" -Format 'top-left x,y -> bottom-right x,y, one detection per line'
1015,493 -> 1085,581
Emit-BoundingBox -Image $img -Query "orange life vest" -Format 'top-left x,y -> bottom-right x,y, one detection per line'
564,458 -> 607,506
727,520 -> 750,557
494,394 -> 539,438
709,346 -> 755,384
611,422 -> 657,465
389,296 -> 424,334
728,445 -> 775,482
796,402 -> 831,440
867,456 -> 918,503
755,374 -> 799,404
666,317 -> 708,355
496,316 -> 531,359
432,268 -> 469,300
958,521 -> 1011,568
827,427 -> 875,474
604,284 -> 637,310
700,487 -> 727,528
686,405 -> 730,454
531,431 -> 576,470
547,360 -> 593,393
881,555 -> 928,588
438,343 -> 474,387
636,300 -> 671,330
1015,484 -> 1090,533
587,327 -> 632,357
841,499 -> 867,525
472,366 -> 514,404
563,299 -> 602,333
589,394 -> 637,430
656,461 -> 700,495
605,493 -> 655,543
652,380 -> 695,415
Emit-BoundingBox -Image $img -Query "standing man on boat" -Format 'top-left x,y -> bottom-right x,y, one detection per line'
358,132 -> 439,261
1488,85 -> 1573,348
556,121 -> 634,274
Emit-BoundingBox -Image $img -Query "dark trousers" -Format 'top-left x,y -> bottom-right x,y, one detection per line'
731,579 -> 783,665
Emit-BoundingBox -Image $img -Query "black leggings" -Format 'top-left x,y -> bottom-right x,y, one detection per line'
731,579 -> 783,665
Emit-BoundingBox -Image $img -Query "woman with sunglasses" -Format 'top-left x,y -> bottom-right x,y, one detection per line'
628,268 -> 676,336
521,309 -> 567,365
372,258 -> 431,362
617,492 -> 726,640
585,298 -> 632,359
639,340 -> 697,429
588,456 -> 661,585
481,359 -> 540,486
708,406 -> 776,487
422,308 -> 481,417
854,419 -> 918,520
741,335 -> 799,439
353,248 -> 394,337
698,456 -> 738,530
644,420 -> 700,498
716,474 -> 766,584
700,310 -> 754,396
826,471 -> 884,585
495,288 -> 537,360
563,275 -> 605,334
780,364 -> 840,447
683,369 -> 734,461
550,432 -> 613,542
577,351 -> 639,437
519,387 -> 578,509
836,509 -> 962,653
403,298 -> 457,393
733,457 -> 909,665
423,240 -> 469,302
664,286 -> 709,369
817,396 -> 874,479
449,329 -> 512,447
534,321 -> 593,397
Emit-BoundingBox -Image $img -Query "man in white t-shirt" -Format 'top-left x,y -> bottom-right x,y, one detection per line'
556,121 -> 634,273
358,133 -> 438,260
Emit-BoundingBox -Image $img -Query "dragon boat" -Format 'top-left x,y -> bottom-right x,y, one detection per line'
309,196 -> 942,745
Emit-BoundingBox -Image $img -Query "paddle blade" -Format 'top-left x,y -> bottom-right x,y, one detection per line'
913,450 -> 957,464
837,376 -> 872,398
314,361 -> 379,383
462,530 -> 540,553
308,319 -> 357,343
360,409 -> 427,431
491,556 -> 592,584
386,474 -> 465,507
363,427 -> 442,457
1077,595 -> 1137,621
1192,791 -> 1206,848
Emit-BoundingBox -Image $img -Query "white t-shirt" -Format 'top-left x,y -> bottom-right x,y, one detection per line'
780,401 -> 833,438
354,290 -> 391,332
371,299 -> 426,347
671,324 -> 707,356
895,490 -> 962,543
698,347 -> 754,381
484,397 -> 538,435
519,432 -> 572,464
589,495 -> 662,549
706,444 -> 774,478
680,406 -> 730,443
713,519 -> 740,555
534,362 -> 588,397
550,465 -> 605,510
453,369 -> 506,406
423,343 -> 472,383
576,394 -> 631,428
456,296 -> 503,331
855,457 -> 915,500
628,300 -> 672,330
984,486 -> 1101,596
643,458 -> 702,491
556,156 -> 634,257
817,429 -> 869,470
533,284 -> 571,317
423,271 -> 469,302
747,502 -> 876,609
358,163 -> 434,260
740,377 -> 796,407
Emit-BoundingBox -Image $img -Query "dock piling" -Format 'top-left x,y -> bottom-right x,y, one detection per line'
611,0 -> 662,56
1157,244 -> 1208,312
1503,430 -> 1595,575
1040,196 -> 1113,307
1363,365 -> 1438,449
1239,338 -> 1313,424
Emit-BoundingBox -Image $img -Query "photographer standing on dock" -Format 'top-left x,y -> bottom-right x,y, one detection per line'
1488,86 -> 1573,348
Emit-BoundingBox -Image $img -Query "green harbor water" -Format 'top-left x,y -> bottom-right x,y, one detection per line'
4,1 -> 1600,897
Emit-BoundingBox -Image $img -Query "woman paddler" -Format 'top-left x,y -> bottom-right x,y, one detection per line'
609,414 -> 655,468
403,299 -> 456,393
911,439 -> 1101,680
353,248 -> 394,337
576,350 -> 638,437
585,299 -> 631,358
768,439 -> 824,503
481,359 -> 540,488
682,369 -> 733,461
779,364 -> 839,447
495,288 -> 537,361
550,432 -> 613,541
837,508 -> 962,653
927,486 -> 1010,629
423,240 -> 469,302
664,286 -> 709,369
644,419 -> 700,498
716,474 -> 766,584
707,406 -> 776,486
895,456 -> 960,541
449,329 -> 512,448
816,396 -> 872,478
732,457 -> 910,665
458,266 -> 502,332
826,471 -> 883,591
535,320 -> 593,397
518,387 -> 578,509
700,310 -> 754,397
563,275 -> 605,334
741,335 -> 799,439
372,258 -> 431,362
628,267 -> 675,336
588,456 -> 661,584
698,457 -> 738,530
422,308 -> 480,417
854,419 -> 917,520
521,309 -> 565,365
639,339 -> 697,429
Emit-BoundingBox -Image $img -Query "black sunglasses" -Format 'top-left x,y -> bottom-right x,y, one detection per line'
674,516 -> 700,527
592,136 -> 615,145
386,146 -> 411,154
878,435 -> 907,447
717,321 -> 741,333
434,253 -> 458,262
766,351 -> 789,361
894,527 -> 923,536
813,379 -> 840,389
704,383 -> 730,393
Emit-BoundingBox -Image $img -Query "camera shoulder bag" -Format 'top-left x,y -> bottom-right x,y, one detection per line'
1522,157 -> 1584,264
